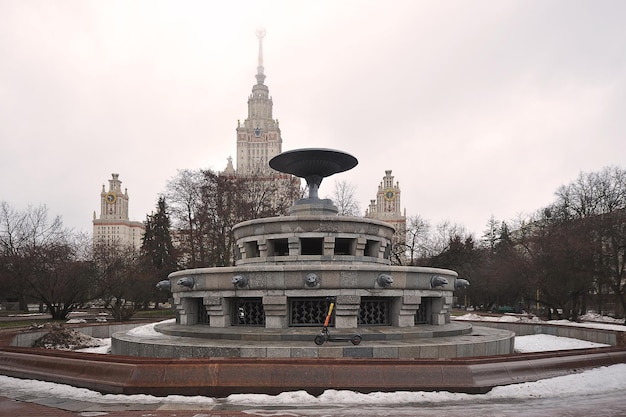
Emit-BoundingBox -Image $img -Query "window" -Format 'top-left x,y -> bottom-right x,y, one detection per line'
244,241 -> 260,258
300,238 -> 323,255
364,240 -> 381,257
334,238 -> 355,255
268,238 -> 289,256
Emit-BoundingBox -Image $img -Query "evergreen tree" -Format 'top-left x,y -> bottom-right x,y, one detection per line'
141,197 -> 178,280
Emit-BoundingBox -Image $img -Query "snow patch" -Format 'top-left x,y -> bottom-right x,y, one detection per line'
127,318 -> 175,336
514,334 -> 609,353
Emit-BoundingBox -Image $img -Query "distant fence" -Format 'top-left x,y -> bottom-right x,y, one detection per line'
460,320 -> 626,347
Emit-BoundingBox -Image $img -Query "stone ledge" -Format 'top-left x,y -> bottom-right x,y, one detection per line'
154,321 -> 473,341
1,346 -> 625,396
457,319 -> 625,346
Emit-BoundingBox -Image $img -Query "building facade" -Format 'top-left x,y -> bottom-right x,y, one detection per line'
223,29 -> 300,209
233,28 -> 283,176
365,170 -> 407,263
93,173 -> 145,249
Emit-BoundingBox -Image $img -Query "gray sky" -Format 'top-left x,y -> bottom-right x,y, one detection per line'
1,0 -> 625,238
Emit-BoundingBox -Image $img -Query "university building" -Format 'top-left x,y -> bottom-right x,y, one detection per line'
365,170 -> 407,263
222,29 -> 300,208
92,173 -> 145,249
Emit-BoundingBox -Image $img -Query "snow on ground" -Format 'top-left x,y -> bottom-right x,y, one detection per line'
579,312 -> 625,324
126,318 -> 175,336
454,312 -> 626,331
76,341 -> 111,354
1,364 -> 626,406
514,334 -> 609,353
225,363 -> 626,405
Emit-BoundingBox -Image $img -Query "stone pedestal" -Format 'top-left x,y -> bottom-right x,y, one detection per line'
205,296 -> 230,327
398,295 -> 421,327
263,295 -> 288,328
334,295 -> 361,329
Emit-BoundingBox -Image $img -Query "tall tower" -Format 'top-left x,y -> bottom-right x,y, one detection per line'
235,28 -> 283,176
365,170 -> 407,262
93,173 -> 145,249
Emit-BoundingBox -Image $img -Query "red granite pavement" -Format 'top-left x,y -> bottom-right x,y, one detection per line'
0,397 -> 78,417
0,396 -> 250,417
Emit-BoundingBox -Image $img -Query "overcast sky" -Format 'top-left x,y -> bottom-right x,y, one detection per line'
1,0 -> 625,238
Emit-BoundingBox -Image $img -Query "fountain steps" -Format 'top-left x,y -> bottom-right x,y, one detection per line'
111,323 -> 515,359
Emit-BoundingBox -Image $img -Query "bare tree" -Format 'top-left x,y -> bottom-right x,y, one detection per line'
329,180 -> 361,216
165,169 -> 301,268
400,215 -> 431,265
165,169 -> 206,268
93,242 -> 143,321
429,220 -> 469,256
0,202 -> 95,318
553,166 -> 626,319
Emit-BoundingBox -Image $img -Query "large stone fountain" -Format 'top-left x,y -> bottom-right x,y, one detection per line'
112,149 -> 514,358
2,149 -> 618,399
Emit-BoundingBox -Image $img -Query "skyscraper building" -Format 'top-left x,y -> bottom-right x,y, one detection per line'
222,29 -> 300,208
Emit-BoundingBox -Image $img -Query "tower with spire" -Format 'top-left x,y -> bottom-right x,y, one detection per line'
222,29 -> 300,213
234,28 -> 283,176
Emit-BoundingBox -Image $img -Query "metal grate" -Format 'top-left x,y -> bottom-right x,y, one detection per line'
414,298 -> 431,325
197,299 -> 208,324
358,298 -> 390,325
290,298 -> 332,326
233,298 -> 265,326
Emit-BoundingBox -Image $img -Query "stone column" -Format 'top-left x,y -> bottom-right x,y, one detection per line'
334,295 -> 361,329
397,295 -> 421,327
174,295 -> 190,325
379,242 -> 390,260
430,297 -> 447,325
288,237 -> 299,256
176,297 -> 199,325
257,239 -> 268,258
355,237 -> 367,257
323,237 -> 334,256
442,294 -> 453,324
263,295 -> 288,328
204,296 -> 230,327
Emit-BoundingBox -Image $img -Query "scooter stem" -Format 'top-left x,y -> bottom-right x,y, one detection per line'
324,302 -> 335,327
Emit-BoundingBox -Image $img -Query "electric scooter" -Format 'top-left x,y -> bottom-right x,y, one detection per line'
314,297 -> 362,346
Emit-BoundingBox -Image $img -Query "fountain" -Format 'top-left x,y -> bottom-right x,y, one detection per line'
3,149 -> 623,398
1,19 -> 623,400
112,148 -> 515,359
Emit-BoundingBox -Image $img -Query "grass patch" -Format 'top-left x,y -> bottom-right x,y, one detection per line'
133,309 -> 175,319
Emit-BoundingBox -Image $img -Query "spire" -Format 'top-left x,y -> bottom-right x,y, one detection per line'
255,28 -> 266,85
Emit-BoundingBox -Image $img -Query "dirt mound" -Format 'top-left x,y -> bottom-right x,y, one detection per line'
32,323 -> 104,350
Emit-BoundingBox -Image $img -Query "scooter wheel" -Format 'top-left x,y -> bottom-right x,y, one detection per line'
350,335 -> 362,345
314,334 -> 326,345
